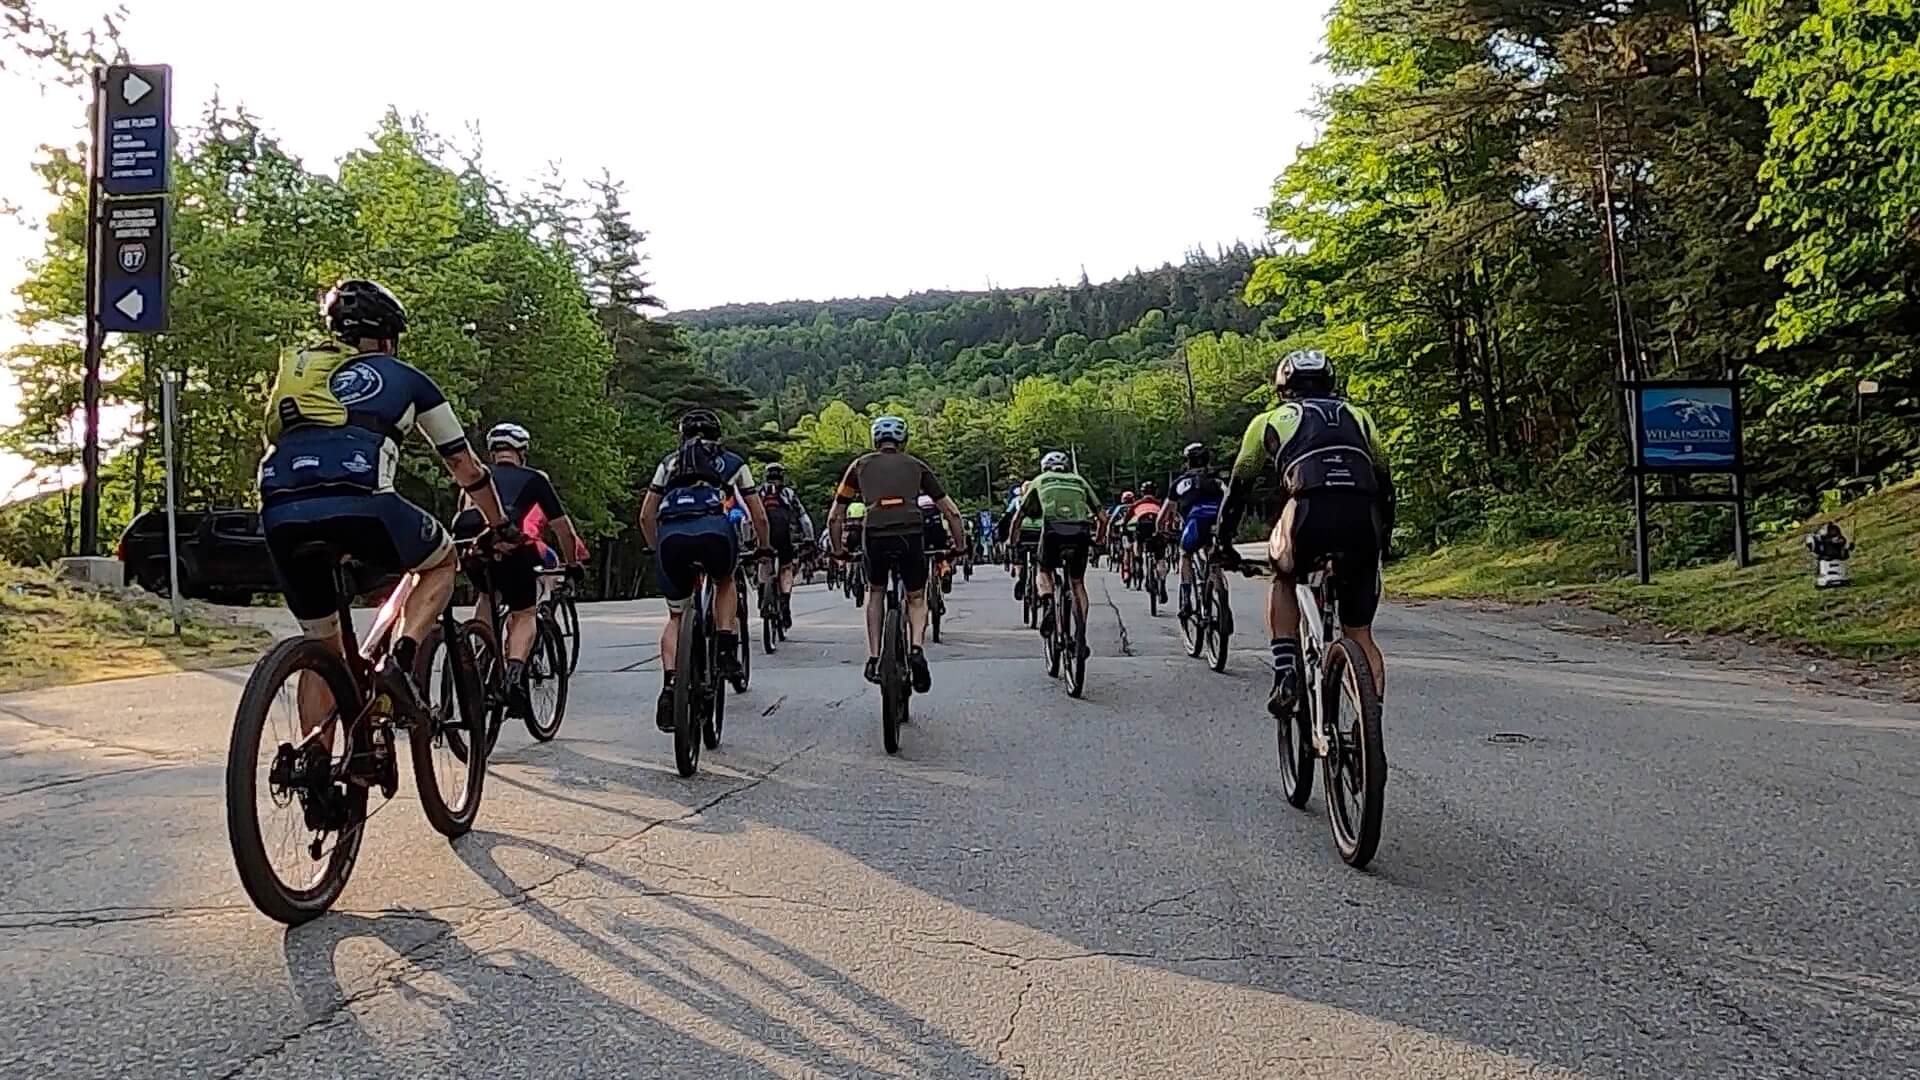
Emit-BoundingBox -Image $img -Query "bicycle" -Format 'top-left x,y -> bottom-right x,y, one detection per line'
1036,541 -> 1090,698
927,552 -> 948,643
758,554 -> 787,654
1144,540 -> 1170,617
1238,554 -> 1386,868
1015,541 -> 1039,627
668,553 -> 747,777
225,546 -> 489,925
1181,542 -> 1235,673
869,548 -> 949,755
731,556 -> 754,691
469,560 -> 572,753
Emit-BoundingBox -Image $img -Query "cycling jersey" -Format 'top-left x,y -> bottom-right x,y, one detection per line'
259,348 -> 468,500
846,500 -> 867,520
452,462 -> 565,541
1172,469 -> 1226,515
836,449 -> 946,537
1126,498 -> 1164,526
1019,471 -> 1099,526
1231,398 -> 1388,499
650,439 -> 753,521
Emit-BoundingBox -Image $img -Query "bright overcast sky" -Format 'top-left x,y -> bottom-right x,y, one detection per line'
1,0 -> 1328,494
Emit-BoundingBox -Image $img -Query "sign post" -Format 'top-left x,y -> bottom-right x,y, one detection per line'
80,63 -> 172,555
161,370 -> 182,634
1623,379 -> 1749,583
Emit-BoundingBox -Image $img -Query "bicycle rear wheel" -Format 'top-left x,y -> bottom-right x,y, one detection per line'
454,619 -> 506,758
1206,582 -> 1232,673
1321,638 -> 1386,867
673,597 -> 704,777
1277,696 -> 1314,810
880,606 -> 905,755
735,583 -> 752,691
226,637 -> 368,925
521,617 -> 569,742
413,622 -> 488,836
705,620 -> 726,750
1065,596 -> 1087,698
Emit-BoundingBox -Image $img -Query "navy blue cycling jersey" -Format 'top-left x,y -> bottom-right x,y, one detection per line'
259,352 -> 467,501
1171,469 -> 1225,515
649,441 -> 755,521
453,461 -> 565,538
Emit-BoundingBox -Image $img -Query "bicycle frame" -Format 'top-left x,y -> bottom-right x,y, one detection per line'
1294,568 -> 1340,757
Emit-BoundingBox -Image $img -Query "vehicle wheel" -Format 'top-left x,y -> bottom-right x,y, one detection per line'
521,619 -> 569,742
1322,639 -> 1386,868
880,608 -> 905,756
705,625 -> 726,751
735,588 -> 752,692
1278,692 -> 1315,810
673,602 -> 703,777
225,637 -> 367,925
1206,616 -> 1230,673
413,623 -> 488,836
1183,607 -> 1204,659
1147,576 -> 1159,617
931,597 -> 942,644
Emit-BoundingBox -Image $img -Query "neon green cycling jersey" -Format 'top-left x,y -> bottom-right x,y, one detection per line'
1019,470 -> 1100,526
1230,397 -> 1388,498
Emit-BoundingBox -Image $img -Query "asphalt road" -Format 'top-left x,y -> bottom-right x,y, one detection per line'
1,564 -> 1916,1079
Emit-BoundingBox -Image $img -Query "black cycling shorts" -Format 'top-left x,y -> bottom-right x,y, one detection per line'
1038,522 -> 1092,578
863,530 -> 928,594
841,522 -> 864,554
765,508 -> 797,563
463,537 -> 542,613
1269,492 -> 1382,627
262,492 -> 452,622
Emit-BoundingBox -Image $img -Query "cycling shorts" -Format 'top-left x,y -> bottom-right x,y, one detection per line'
841,522 -> 864,554
1180,503 -> 1220,555
655,513 -> 739,613
1269,492 -> 1382,628
1038,522 -> 1092,578
464,537 -> 543,613
864,531 -> 928,594
262,492 -> 451,624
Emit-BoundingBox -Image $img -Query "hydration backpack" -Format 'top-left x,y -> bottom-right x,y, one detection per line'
658,438 -> 734,520
264,341 -> 359,442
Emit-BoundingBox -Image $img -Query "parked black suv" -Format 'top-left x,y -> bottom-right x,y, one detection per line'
119,509 -> 278,604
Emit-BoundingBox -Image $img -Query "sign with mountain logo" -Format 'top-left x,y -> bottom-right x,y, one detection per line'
1634,384 -> 1739,471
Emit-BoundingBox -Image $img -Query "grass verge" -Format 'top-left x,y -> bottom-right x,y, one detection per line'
0,561 -> 272,693
1388,476 -> 1920,664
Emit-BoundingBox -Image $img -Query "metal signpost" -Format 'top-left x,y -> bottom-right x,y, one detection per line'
79,63 -> 173,555
1622,378 -> 1750,583
161,370 -> 182,632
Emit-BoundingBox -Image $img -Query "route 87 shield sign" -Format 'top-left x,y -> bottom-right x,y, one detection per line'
119,242 -> 147,273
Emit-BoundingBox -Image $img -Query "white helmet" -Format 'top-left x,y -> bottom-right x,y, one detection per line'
871,415 -> 908,447
1276,350 -> 1334,395
487,422 -> 530,453
917,494 -> 936,510
1040,451 -> 1071,473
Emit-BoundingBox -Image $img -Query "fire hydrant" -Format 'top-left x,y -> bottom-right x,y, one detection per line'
1806,523 -> 1852,589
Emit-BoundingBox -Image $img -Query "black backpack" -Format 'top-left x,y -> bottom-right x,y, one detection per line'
658,438 -> 732,520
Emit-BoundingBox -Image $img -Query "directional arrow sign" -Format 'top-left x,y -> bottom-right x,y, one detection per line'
100,64 -> 171,196
95,195 -> 169,333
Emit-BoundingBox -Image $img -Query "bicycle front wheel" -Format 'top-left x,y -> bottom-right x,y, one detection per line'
1065,597 -> 1087,698
226,637 -> 368,925
880,606 -> 905,755
559,594 -> 582,674
414,621 -> 488,836
1206,582 -> 1232,673
1321,638 -> 1386,867
522,617 -> 569,742
673,600 -> 704,777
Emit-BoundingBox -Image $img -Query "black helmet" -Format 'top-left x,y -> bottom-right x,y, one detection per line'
1140,480 -> 1158,498
323,279 -> 407,342
1183,441 -> 1210,468
1276,349 -> 1335,397
679,408 -> 722,439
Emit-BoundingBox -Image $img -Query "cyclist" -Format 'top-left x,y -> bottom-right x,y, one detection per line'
639,409 -> 772,731
827,416 -> 967,691
758,462 -> 804,630
920,494 -> 954,594
1125,482 -> 1165,587
1164,441 -> 1226,619
258,280 -> 515,722
1107,491 -> 1136,579
1008,481 -> 1044,600
452,422 -> 585,715
1216,350 -> 1394,716
1008,451 -> 1101,656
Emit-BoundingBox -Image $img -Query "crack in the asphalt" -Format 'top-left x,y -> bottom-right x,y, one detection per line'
0,904 -> 246,931
1097,576 -> 1135,657
0,762 -> 177,801
0,704 -> 192,764
216,741 -> 822,1077
993,970 -> 1035,1068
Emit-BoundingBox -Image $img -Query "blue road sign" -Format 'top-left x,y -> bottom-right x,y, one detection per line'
1635,384 -> 1739,472
97,196 -> 169,333
101,65 -> 171,196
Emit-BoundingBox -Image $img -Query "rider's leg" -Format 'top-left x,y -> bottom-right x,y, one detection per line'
504,608 -> 536,662
1343,624 -> 1385,698
907,588 -> 929,646
397,549 -> 457,652
1265,503 -> 1308,715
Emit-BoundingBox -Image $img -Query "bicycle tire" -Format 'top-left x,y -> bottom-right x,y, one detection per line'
413,622 -> 488,836
880,606 -> 905,755
560,594 -> 582,674
705,619 -> 726,751
1277,695 -> 1314,810
1044,593 -> 1062,677
521,618 -> 569,742
1147,570 -> 1159,616
1065,596 -> 1087,698
673,595 -> 703,777
735,584 -> 752,691
1206,580 -> 1232,672
457,619 -> 507,758
225,637 -> 367,926
1322,638 -> 1386,868
931,592 -> 943,643
1184,603 -> 1205,659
